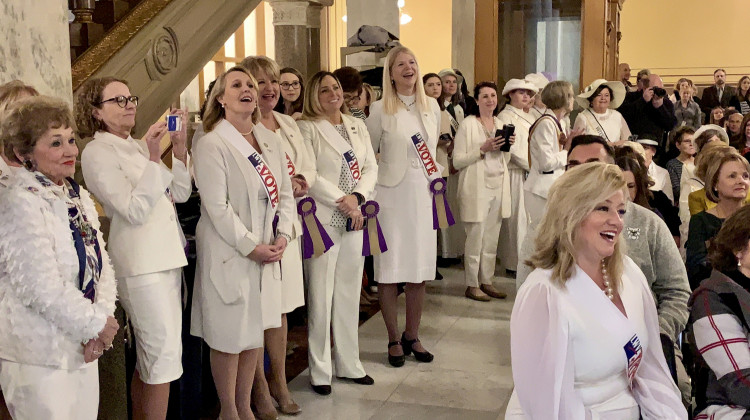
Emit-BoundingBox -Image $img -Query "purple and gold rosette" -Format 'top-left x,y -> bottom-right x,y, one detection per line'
361,200 -> 387,256
297,197 -> 334,259
429,178 -> 455,230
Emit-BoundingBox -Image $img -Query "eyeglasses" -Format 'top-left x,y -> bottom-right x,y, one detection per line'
97,95 -> 139,108
280,81 -> 301,90
343,94 -> 361,103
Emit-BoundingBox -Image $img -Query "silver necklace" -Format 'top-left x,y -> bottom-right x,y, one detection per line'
601,260 -> 614,300
398,96 -> 416,109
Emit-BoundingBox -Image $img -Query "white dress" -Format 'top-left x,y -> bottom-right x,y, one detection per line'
506,257 -> 686,419
573,108 -> 631,144
496,105 -> 534,271
373,97 -> 437,284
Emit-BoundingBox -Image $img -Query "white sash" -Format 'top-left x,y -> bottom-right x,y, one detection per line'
565,267 -> 643,389
313,119 -> 361,186
584,109 -> 610,142
220,124 -> 280,209
409,132 -> 441,181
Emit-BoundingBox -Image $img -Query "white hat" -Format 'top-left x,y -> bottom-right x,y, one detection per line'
525,72 -> 549,91
438,68 -> 463,87
576,79 -> 626,110
502,78 -> 539,96
694,124 -> 729,145
636,138 -> 659,148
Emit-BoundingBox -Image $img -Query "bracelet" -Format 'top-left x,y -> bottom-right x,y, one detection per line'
352,192 -> 365,205
276,232 -> 291,243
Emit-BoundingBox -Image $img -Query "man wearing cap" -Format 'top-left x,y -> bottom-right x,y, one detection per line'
620,74 -> 677,151
496,79 -> 538,275
637,138 -> 674,203
573,79 -> 631,146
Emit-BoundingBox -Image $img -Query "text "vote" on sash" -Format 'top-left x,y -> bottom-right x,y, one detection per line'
410,132 -> 439,178
247,151 -> 279,209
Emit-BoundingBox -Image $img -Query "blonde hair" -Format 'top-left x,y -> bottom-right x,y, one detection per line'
0,80 -> 39,117
301,71 -> 348,120
203,66 -> 262,132
541,80 -> 574,110
380,46 -> 430,115
704,148 -> 750,203
528,162 -> 628,288
621,141 -> 646,161
695,144 -> 733,181
240,55 -> 280,81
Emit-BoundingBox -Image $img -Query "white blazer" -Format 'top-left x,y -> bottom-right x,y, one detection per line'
0,170 -> 117,369
365,98 -> 442,186
192,120 -> 295,304
274,111 -> 316,186
497,105 -> 535,172
452,116 -> 512,223
81,131 -> 192,278
523,113 -> 567,199
297,114 -> 378,225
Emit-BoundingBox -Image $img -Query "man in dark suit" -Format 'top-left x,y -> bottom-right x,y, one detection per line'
620,73 -> 677,153
700,68 -> 738,123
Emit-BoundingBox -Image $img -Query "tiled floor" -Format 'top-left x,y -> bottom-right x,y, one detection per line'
284,265 -> 517,420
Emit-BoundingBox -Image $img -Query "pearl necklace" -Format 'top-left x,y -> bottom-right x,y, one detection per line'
240,129 -> 253,136
601,260 -> 614,300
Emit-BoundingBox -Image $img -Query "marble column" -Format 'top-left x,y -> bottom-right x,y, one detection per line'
268,0 -> 310,79
0,0 -> 72,102
346,0 -> 399,39
306,3 -> 324,75
452,0 -> 475,89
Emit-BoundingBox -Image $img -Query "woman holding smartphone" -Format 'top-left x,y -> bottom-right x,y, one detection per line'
453,82 -> 513,301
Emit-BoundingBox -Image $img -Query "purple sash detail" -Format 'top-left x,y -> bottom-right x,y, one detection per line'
361,200 -> 388,256
297,197 -> 334,259
429,178 -> 455,230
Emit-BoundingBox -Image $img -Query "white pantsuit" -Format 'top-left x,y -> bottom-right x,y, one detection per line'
297,115 -> 377,385
81,130 -> 192,384
496,105 -> 534,271
453,116 -> 511,288
190,120 -> 295,354
366,96 -> 442,284
523,112 -> 566,227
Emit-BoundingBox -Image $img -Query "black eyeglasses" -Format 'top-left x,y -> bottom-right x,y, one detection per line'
280,81 -> 301,90
97,95 -> 139,108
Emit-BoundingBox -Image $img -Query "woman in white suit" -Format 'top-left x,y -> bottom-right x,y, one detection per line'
297,71 -> 378,395
453,82 -> 513,302
77,77 -> 191,420
366,46 -> 440,367
496,79 -> 538,275
523,80 -> 581,226
241,55 -> 313,416
190,66 -> 296,420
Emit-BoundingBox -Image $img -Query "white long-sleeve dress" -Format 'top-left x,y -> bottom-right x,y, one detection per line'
506,256 -> 686,419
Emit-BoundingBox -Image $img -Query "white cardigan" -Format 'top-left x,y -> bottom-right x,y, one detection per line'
297,114 -> 378,225
81,131 -> 192,278
365,98 -> 441,187
452,115 -> 511,223
192,120 -> 295,304
0,170 -> 117,369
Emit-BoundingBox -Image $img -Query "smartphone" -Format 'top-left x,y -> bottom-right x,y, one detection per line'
166,114 -> 181,132
499,124 -> 514,152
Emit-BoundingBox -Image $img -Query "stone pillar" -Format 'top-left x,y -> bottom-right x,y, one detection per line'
346,0 -> 399,39
268,0 -> 310,79
306,3 -> 323,75
452,0 -> 475,88
0,0 -> 72,102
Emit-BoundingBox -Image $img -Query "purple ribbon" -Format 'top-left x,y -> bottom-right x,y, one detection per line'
297,197 -> 334,259
429,178 -> 455,230
361,200 -> 388,256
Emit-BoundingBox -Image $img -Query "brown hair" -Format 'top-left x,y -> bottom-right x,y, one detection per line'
332,66 -> 363,94
615,155 -> 652,209
74,76 -> 128,139
695,128 -> 726,153
738,76 -> 750,100
0,80 -> 39,117
704,149 -> 750,203
671,126 -> 695,147
708,205 -> 750,272
274,67 -> 304,115
1,96 -> 77,164
203,66 -> 262,132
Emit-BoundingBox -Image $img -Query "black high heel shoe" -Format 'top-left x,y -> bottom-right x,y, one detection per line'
388,341 -> 405,367
401,332 -> 434,363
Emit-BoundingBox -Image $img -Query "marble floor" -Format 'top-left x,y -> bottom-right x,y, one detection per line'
284,265 -> 517,420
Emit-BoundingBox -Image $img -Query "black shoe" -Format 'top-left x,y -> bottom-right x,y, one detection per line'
337,374 -> 374,385
311,384 -> 331,395
435,270 -> 443,280
387,341 -> 405,367
401,332 -> 434,363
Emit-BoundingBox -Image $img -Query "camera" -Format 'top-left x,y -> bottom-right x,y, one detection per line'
651,87 -> 667,98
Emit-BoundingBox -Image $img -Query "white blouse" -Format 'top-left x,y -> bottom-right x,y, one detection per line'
506,257 -> 685,419
573,108 -> 632,144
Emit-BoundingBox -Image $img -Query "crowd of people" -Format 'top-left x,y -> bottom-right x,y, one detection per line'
1,46 -> 750,419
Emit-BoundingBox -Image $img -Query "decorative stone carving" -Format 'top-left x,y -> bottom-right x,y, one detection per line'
268,1 -> 308,26
145,26 -> 178,81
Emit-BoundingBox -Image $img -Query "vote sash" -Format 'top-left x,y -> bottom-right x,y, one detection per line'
222,125 -> 280,209
285,152 -> 296,177
314,120 -> 361,186
410,132 -> 454,229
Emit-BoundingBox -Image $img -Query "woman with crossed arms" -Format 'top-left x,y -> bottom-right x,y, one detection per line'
190,66 -> 296,420
297,71 -> 378,395
366,46 -> 441,367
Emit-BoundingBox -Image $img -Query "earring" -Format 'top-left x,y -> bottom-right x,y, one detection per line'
220,103 -> 225,108
22,159 -> 35,171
